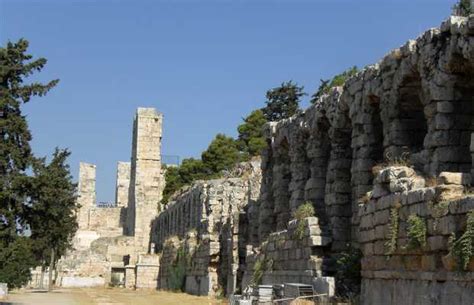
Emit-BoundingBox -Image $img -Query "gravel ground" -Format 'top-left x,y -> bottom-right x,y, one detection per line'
4,288 -> 228,305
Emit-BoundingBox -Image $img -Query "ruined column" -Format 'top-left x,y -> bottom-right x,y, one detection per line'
77,162 -> 96,230
115,161 -> 131,207
127,108 -> 164,253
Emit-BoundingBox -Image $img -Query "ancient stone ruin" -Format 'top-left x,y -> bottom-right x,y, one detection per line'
54,16 -> 473,305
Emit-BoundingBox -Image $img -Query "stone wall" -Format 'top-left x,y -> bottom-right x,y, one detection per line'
153,159 -> 262,296
242,217 -> 331,288
116,161 -> 131,208
126,108 -> 165,253
57,108 -> 164,289
359,167 -> 473,305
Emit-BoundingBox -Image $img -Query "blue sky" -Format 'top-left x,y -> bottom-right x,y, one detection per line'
0,0 -> 457,202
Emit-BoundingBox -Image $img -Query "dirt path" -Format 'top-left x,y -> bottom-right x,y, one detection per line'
5,288 -> 227,305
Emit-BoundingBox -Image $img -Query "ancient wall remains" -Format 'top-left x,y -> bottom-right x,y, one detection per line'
153,160 -> 262,296
57,108 -> 164,289
245,15 -> 474,304
242,217 -> 331,288
126,108 -> 164,253
359,168 -> 473,305
77,163 -> 96,230
116,161 -> 131,208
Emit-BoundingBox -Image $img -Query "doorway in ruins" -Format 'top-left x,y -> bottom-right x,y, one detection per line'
110,267 -> 125,287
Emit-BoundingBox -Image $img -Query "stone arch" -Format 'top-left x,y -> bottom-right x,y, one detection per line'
351,93 -> 385,203
384,69 -> 429,171
324,93 -> 353,254
289,122 -> 311,214
305,111 -> 331,226
258,137 -> 276,241
273,136 -> 292,231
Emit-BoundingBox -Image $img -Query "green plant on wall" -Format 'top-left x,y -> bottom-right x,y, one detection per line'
385,206 -> 400,255
293,202 -> 315,240
406,214 -> 427,250
168,246 -> 189,291
336,245 -> 362,296
449,210 -> 474,271
251,256 -> 273,285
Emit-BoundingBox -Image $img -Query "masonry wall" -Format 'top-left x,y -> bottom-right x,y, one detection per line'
126,108 -> 165,253
153,160 -> 262,296
255,15 -> 474,270
359,168 -> 473,305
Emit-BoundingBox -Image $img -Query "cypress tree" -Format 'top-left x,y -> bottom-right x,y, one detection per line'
0,39 -> 59,288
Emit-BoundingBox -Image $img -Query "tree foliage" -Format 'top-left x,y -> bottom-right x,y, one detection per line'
453,0 -> 472,16
262,81 -> 305,121
0,237 -> 37,289
29,148 -> 78,278
161,158 -> 209,205
0,39 -> 59,288
311,66 -> 358,103
237,109 -> 267,158
201,134 -> 240,174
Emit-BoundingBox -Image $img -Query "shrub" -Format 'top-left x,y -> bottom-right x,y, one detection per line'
406,215 -> 427,250
336,246 -> 362,297
293,202 -> 316,239
449,210 -> 474,270
385,207 -> 400,255
168,247 -> 188,291
452,0 -> 472,16
251,256 -> 273,285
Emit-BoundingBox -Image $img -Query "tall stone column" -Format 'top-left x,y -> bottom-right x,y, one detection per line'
77,162 -> 96,230
115,161 -> 131,207
127,108 -> 164,253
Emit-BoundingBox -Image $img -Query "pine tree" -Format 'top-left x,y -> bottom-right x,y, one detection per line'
262,81 -> 305,121
202,134 -> 240,174
453,0 -> 472,16
237,109 -> 268,157
29,148 -> 78,291
0,39 -> 59,288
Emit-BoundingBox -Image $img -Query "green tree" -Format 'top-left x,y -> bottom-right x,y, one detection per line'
311,66 -> 358,103
202,134 -> 240,174
0,237 -> 37,289
0,39 -> 59,288
262,81 -> 305,121
29,148 -> 78,291
237,109 -> 268,158
453,0 -> 472,16
161,158 -> 210,205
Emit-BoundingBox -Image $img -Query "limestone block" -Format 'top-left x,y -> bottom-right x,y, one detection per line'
436,184 -> 464,202
438,172 -> 471,185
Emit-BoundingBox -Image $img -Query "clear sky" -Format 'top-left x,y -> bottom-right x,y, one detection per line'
0,0 -> 458,202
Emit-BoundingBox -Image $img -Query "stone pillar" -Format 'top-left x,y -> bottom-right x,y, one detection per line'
77,162 -> 96,230
127,108 -> 164,253
115,161 -> 131,207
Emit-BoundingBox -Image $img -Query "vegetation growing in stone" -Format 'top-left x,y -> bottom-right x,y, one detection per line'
385,206 -> 400,255
336,246 -> 362,297
448,210 -> 474,270
311,66 -> 358,103
406,215 -> 427,250
453,0 -> 472,16
262,81 -> 305,121
237,109 -> 268,158
0,39 -> 59,288
293,202 -> 315,240
251,256 -> 273,285
168,246 -> 189,291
